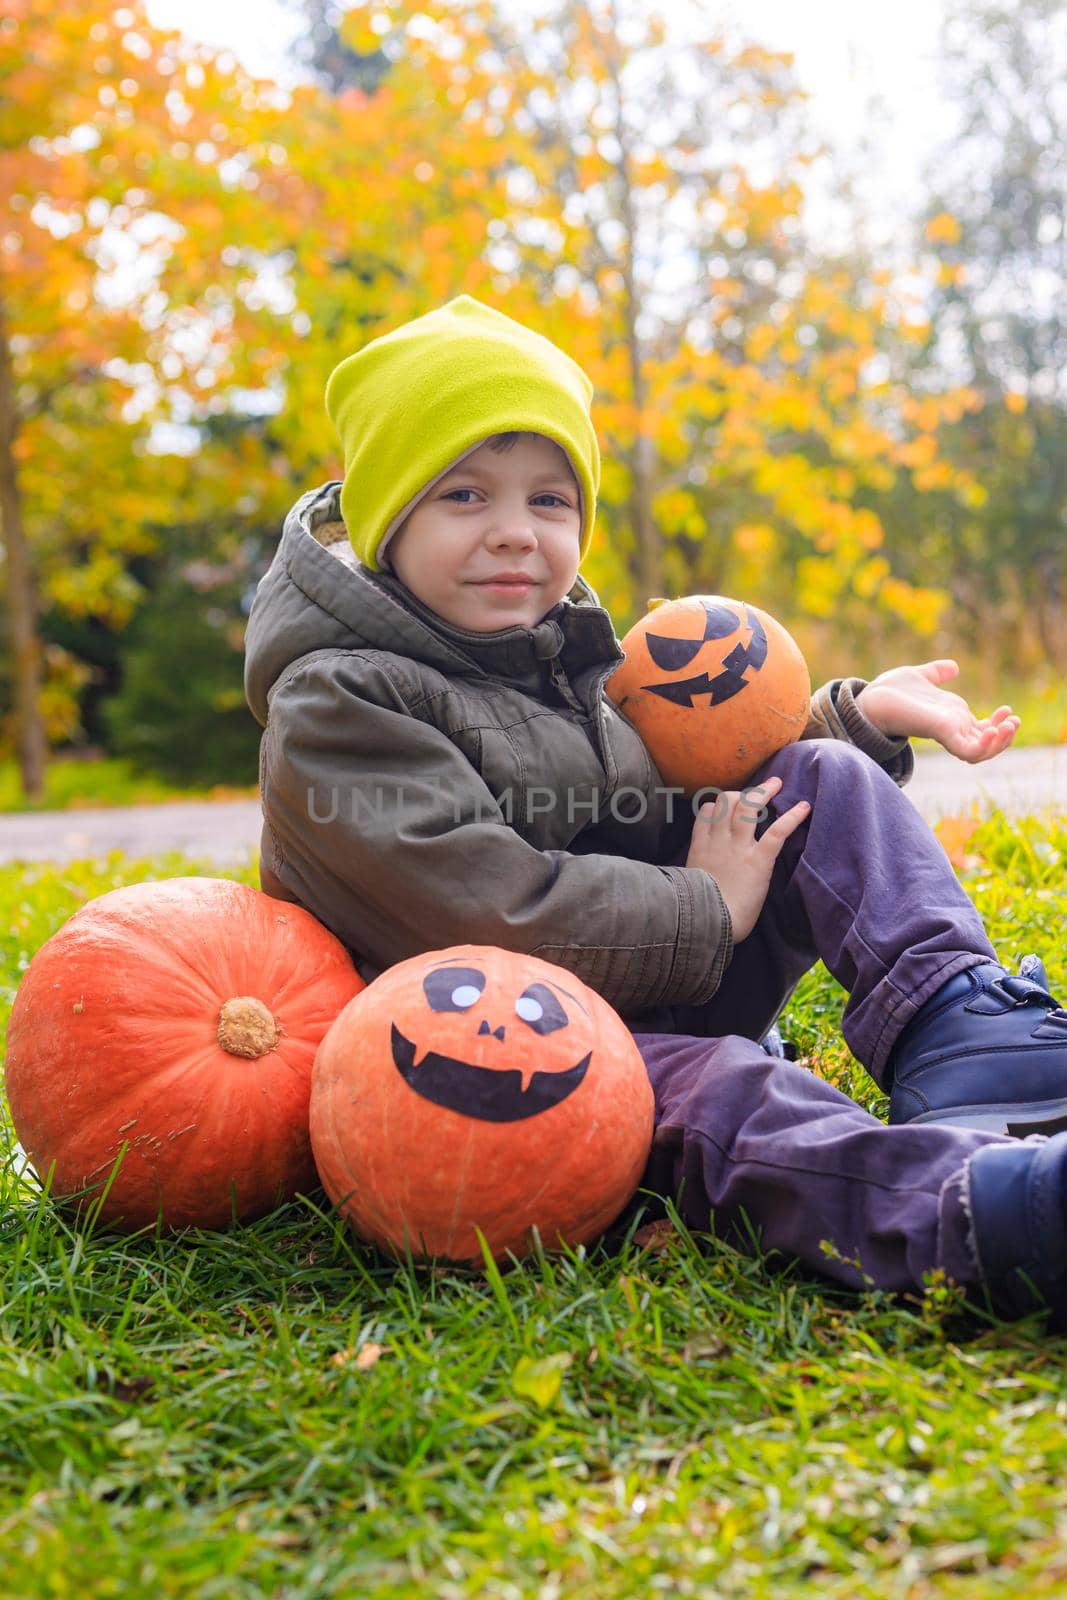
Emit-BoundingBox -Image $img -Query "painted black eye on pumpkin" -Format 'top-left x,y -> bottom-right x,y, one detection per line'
514,982 -> 568,1034
424,966 -> 486,1013
645,600 -> 739,671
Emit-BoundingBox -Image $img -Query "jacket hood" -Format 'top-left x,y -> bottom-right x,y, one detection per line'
243,482 -> 624,728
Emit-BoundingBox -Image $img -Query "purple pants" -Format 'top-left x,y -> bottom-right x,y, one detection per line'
620,738 -> 1017,1304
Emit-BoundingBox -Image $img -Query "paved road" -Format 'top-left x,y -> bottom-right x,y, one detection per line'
1,745 -> 1064,868
901,744 -> 1067,823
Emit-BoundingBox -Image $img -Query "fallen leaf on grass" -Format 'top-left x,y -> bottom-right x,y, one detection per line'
108,1376 -> 156,1404
330,1342 -> 385,1371
511,1351 -> 573,1409
680,1338 -> 729,1363
934,814 -> 982,871
633,1218 -> 679,1253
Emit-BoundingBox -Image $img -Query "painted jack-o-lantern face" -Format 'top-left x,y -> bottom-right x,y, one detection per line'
392,958 -> 591,1122
606,594 -> 811,794
642,600 -> 768,707
309,945 -> 654,1263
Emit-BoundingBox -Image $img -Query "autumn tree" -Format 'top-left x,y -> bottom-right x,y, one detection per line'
0,0 -> 295,797
325,0 -> 979,664
251,6 -> 531,498
282,0 -> 390,94
903,0 -> 1067,672
2,0 -> 995,795
1,0 -> 554,794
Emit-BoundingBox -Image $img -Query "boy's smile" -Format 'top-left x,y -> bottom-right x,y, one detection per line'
383,432 -> 584,632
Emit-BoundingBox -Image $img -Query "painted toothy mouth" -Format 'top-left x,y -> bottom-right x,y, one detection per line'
390,1024 -> 591,1122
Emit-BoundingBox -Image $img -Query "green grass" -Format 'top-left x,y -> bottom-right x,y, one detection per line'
1,818 -> 1067,1597
0,756 -> 258,813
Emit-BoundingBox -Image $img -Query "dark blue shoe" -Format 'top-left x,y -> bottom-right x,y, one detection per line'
967,1132 -> 1067,1326
887,954 -> 1067,1136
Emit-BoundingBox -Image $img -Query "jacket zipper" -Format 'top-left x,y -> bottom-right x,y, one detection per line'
589,663 -> 622,789
545,652 -> 588,716
544,652 -> 625,794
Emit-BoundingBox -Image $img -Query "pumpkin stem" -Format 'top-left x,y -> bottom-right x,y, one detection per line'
217,996 -> 280,1059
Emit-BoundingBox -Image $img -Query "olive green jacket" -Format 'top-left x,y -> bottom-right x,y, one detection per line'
243,482 -> 913,1015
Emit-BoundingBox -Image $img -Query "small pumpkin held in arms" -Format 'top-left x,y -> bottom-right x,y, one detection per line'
607,594 -> 811,794
309,943 -> 654,1264
4,877 -> 365,1232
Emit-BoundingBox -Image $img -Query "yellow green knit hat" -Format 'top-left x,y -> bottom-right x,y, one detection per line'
324,295 -> 600,572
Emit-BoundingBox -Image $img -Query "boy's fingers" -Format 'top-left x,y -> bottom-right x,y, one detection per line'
758,800 -> 812,851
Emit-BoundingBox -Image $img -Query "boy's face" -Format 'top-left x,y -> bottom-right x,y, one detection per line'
383,433 -> 583,632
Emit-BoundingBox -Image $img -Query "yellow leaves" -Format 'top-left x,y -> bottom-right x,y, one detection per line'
576,152 -> 606,188
339,10 -> 389,55
511,1351 -> 572,1410
632,154 -> 674,188
879,577 -> 947,636
795,556 -> 845,618
732,522 -> 777,558
959,480 -> 989,509
912,461 -> 956,492
707,275 -> 744,302
934,815 -> 982,872
897,433 -> 937,470
901,396 -> 942,432
744,323 -> 778,364
1004,391 -> 1027,415
652,488 -> 703,537
598,457 -> 633,503
937,262 -> 966,288
852,556 -> 889,599
854,509 -> 884,549
44,550 -> 145,628
925,211 -> 961,245
38,643 -> 94,744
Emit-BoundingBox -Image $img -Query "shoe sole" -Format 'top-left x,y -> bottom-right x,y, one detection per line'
905,1100 -> 1067,1138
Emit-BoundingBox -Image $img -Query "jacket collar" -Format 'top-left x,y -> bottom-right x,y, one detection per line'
285,482 -> 624,694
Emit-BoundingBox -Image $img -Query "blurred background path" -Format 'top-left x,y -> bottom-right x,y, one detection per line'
1,746 -> 1063,868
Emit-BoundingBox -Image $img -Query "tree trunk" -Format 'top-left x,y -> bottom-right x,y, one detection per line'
0,287 -> 47,801
1032,555 -> 1067,674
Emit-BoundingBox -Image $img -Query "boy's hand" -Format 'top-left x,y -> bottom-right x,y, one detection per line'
855,660 -> 1020,763
685,777 -> 811,944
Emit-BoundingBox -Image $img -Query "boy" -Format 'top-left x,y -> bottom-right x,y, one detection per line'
244,294 -> 1067,1325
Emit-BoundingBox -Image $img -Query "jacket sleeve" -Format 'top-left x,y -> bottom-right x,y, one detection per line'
259,652 -> 734,1014
803,677 -> 914,788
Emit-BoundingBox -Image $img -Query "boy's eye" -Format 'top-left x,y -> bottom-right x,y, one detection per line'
441,490 -> 570,508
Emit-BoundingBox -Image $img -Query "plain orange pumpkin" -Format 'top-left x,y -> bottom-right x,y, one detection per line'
606,594 -> 811,793
309,944 -> 654,1263
4,877 -> 365,1232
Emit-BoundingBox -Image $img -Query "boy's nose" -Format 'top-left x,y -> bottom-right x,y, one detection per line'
478,1020 -> 506,1041
489,515 -> 537,545
490,532 -> 536,550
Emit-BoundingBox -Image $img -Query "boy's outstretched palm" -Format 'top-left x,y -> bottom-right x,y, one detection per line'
856,659 -> 1020,762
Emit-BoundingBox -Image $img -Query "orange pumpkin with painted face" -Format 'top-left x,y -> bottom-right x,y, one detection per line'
309,945 -> 654,1263
606,594 -> 811,794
